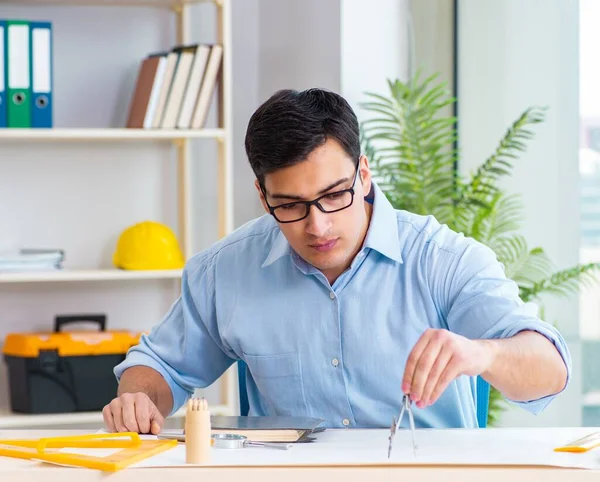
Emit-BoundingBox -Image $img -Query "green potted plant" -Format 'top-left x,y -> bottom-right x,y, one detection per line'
360,72 -> 600,426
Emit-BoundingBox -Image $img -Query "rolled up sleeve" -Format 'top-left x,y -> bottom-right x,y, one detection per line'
434,238 -> 572,415
114,252 -> 235,416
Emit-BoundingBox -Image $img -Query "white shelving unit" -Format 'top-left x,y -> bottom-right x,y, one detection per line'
0,0 -> 237,428
0,269 -> 183,283
0,128 -> 225,141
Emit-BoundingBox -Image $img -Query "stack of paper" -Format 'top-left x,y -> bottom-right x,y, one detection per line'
0,249 -> 64,272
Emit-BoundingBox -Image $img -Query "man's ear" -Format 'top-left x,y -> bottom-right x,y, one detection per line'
359,155 -> 372,196
255,180 -> 270,214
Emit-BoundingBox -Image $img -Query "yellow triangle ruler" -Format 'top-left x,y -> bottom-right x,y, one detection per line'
0,432 -> 177,471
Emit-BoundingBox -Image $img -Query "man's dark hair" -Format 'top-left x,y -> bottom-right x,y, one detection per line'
244,88 -> 360,186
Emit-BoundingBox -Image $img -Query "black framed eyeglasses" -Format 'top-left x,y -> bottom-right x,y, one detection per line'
262,161 -> 360,224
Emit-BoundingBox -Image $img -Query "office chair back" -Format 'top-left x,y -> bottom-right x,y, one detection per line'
475,376 -> 490,428
238,361 -> 250,417
237,361 -> 490,427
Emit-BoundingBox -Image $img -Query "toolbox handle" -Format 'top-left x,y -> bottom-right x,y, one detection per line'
54,314 -> 107,333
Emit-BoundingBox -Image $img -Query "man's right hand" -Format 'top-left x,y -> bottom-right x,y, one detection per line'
102,392 -> 164,434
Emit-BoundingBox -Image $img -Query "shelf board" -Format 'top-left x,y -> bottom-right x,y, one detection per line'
0,404 -> 232,429
0,0 -> 213,7
0,128 -> 225,142
0,269 -> 183,283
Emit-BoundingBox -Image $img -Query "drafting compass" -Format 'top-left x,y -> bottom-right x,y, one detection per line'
387,393 -> 417,458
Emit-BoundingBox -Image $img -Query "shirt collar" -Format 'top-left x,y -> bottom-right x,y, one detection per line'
363,182 -> 403,263
261,229 -> 292,268
261,181 -> 402,268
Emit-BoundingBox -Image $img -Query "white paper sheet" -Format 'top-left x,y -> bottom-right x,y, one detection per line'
123,427 -> 600,470
3,428 -> 600,470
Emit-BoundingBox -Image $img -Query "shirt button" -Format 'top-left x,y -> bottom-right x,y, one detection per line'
329,291 -> 335,300
331,358 -> 339,367
342,418 -> 350,426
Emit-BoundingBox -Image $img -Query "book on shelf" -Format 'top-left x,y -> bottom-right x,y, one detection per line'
151,50 -> 179,128
159,45 -> 196,129
176,44 -> 210,128
127,43 -> 223,130
189,44 -> 222,129
125,52 -> 168,129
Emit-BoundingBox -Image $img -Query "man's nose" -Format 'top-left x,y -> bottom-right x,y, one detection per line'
305,205 -> 331,237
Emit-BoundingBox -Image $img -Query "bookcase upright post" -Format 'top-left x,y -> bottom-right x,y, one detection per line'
177,0 -> 237,417
216,0 -> 237,415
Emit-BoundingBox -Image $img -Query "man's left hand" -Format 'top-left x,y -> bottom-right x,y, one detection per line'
402,328 -> 495,408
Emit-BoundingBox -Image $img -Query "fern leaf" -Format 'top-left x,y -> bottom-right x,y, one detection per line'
360,72 -> 456,215
519,263 -> 600,302
487,387 -> 508,426
458,107 -> 546,206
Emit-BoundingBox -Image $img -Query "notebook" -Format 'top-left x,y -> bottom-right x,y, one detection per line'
158,416 -> 326,443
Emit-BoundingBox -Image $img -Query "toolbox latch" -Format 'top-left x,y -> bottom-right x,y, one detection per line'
38,350 -> 60,372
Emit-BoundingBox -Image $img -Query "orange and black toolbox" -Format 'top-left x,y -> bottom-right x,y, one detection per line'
2,314 -> 141,414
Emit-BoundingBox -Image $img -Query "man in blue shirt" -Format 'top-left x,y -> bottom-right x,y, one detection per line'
104,89 -> 570,434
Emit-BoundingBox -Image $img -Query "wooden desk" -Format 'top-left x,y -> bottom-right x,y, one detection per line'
2,464 -> 600,482
1,428 -> 600,481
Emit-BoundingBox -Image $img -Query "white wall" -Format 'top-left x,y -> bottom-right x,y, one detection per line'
409,0 -> 455,122
230,0 -> 262,227
257,0 -> 341,103
256,0 -> 410,121
409,0 -> 454,84
457,0 -> 581,426
340,0 -> 410,119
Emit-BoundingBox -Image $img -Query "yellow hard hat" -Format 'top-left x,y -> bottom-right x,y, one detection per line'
113,221 -> 185,270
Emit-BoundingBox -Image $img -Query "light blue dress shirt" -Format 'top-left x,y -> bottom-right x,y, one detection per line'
114,183 -> 571,429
